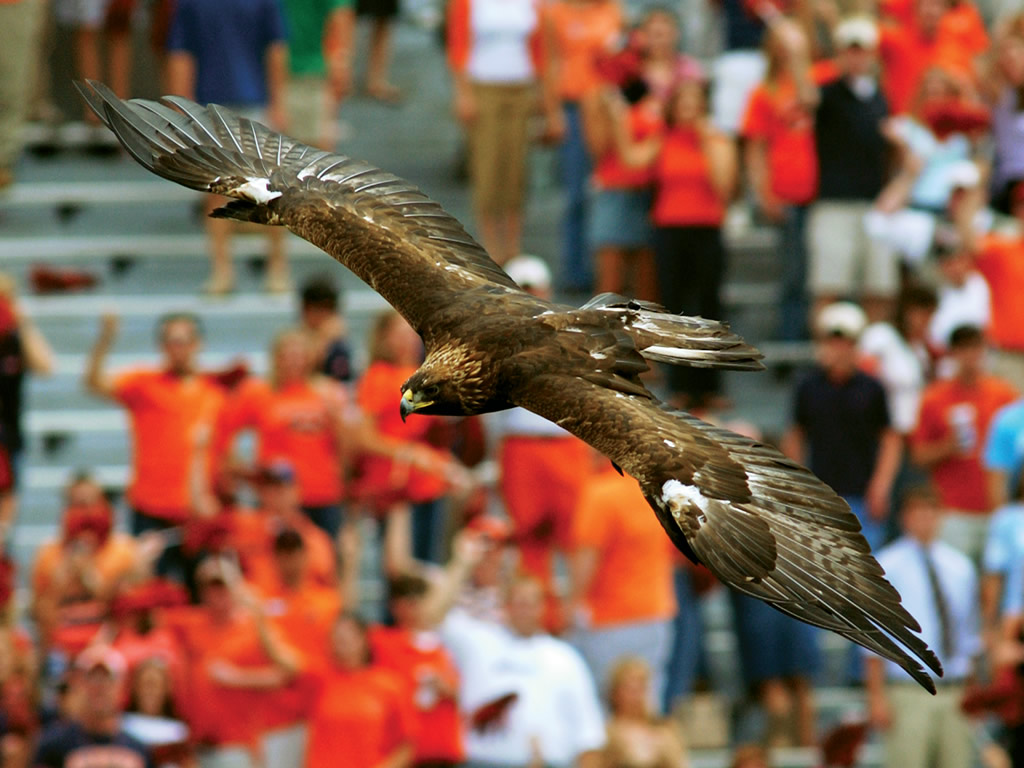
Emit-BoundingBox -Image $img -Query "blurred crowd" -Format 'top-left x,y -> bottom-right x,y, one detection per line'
3,0 -> 1024,766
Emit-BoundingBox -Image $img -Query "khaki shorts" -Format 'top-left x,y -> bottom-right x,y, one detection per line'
808,201 -> 899,299
286,75 -> 333,148
467,81 -> 536,215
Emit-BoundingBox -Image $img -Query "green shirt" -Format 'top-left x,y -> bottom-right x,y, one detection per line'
282,0 -> 351,76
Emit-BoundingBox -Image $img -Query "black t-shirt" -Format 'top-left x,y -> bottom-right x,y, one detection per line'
793,368 -> 890,497
814,78 -> 890,201
0,330 -> 25,454
33,721 -> 154,768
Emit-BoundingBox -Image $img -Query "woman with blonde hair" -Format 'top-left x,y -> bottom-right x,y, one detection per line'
604,656 -> 689,768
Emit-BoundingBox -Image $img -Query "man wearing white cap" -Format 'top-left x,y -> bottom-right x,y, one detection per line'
782,302 -> 902,552
33,646 -> 153,768
809,18 -> 897,326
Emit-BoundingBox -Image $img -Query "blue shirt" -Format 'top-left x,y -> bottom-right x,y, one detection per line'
867,536 -> 980,682
167,0 -> 287,107
985,399 -> 1024,494
984,504 -> 1024,614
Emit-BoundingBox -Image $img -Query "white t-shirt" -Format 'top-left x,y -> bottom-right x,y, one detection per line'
929,271 -> 991,351
859,322 -> 927,433
441,608 -> 606,766
467,0 -> 540,83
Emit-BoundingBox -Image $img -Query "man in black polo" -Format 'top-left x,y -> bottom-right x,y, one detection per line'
782,301 -> 902,553
809,17 -> 896,325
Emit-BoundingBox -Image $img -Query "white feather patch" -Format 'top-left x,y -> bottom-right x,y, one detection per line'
662,478 -> 711,523
235,178 -> 281,204
643,345 -> 707,359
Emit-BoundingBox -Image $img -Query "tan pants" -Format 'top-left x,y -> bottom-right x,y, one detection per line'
990,348 -> 1024,392
467,81 -> 535,215
0,0 -> 44,168
884,684 -> 972,768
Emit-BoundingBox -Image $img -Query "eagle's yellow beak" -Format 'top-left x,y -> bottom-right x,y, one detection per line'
400,388 -> 433,422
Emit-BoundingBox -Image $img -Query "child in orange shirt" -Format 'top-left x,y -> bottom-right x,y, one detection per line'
370,574 -> 463,767
307,613 -> 416,768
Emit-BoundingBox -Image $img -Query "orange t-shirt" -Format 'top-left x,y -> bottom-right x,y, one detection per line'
307,663 -> 416,768
571,469 -> 676,626
213,377 -> 347,507
368,626 -> 464,763
911,375 -> 1018,512
258,582 -> 342,728
879,18 -> 979,115
169,607 -> 284,747
975,235 -> 1024,352
652,127 -> 727,227
114,370 -> 224,520
354,362 -> 447,507
229,509 -> 337,593
32,535 -> 140,653
595,99 -> 664,189
547,0 -> 623,102
741,76 -> 818,205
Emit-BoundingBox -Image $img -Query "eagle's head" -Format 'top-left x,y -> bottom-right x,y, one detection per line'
399,346 -> 492,421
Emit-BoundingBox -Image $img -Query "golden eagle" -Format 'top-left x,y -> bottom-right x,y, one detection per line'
78,81 -> 941,691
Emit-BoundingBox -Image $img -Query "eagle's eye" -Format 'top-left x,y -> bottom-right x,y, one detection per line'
422,384 -> 441,398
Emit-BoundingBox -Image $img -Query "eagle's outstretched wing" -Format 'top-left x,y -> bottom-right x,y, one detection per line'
513,375 -> 943,692
75,80 -> 526,333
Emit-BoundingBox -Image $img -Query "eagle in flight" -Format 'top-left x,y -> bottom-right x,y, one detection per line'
78,80 -> 941,691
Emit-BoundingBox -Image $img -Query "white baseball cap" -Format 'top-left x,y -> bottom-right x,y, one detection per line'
816,301 -> 868,340
504,255 -> 552,292
835,16 -> 879,49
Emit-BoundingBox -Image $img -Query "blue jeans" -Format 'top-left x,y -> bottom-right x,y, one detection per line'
778,204 -> 810,341
845,495 -> 886,554
558,102 -> 593,292
662,566 -> 710,711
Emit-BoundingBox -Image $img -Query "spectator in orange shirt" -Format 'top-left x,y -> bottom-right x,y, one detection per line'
583,21 -> 667,303
566,461 -> 677,712
742,19 -> 819,341
911,325 -> 1018,563
619,73 -> 738,409
370,574 -> 463,768
542,0 -> 624,292
212,329 -> 352,538
255,528 -> 349,768
31,474 -> 147,659
878,0 -> 984,116
966,182 -> 1024,385
84,312 -> 224,581
307,612 -> 415,768
229,461 -> 339,594
168,556 -> 300,768
355,311 -> 471,565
